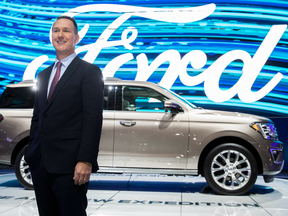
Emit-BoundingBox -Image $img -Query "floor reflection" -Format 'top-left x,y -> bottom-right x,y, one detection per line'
0,170 -> 287,216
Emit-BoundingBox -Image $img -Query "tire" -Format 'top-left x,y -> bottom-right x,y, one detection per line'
204,143 -> 258,195
14,146 -> 34,190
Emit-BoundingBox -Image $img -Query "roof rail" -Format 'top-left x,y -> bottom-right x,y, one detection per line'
18,79 -> 36,83
19,79 -> 36,83
105,77 -> 122,81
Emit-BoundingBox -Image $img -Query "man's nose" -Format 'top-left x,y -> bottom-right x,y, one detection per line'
58,30 -> 64,37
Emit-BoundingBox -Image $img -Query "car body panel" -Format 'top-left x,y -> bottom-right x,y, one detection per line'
0,79 -> 284,180
0,109 -> 32,164
113,110 -> 189,169
97,110 -> 114,167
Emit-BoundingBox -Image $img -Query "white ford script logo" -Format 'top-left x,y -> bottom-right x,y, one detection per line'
23,3 -> 287,103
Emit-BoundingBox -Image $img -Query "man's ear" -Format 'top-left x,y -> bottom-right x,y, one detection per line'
75,34 -> 80,44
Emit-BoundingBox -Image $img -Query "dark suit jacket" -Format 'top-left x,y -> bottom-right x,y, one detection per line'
24,56 -> 104,174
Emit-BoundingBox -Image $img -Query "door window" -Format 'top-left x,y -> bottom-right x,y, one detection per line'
103,85 -> 117,110
120,86 -> 168,112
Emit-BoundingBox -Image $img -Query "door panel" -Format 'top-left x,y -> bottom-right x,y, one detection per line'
113,85 -> 189,169
98,111 -> 114,166
97,85 -> 116,167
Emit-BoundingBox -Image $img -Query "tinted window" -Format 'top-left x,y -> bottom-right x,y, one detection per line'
0,87 -> 35,108
103,85 -> 117,110
119,86 -> 168,112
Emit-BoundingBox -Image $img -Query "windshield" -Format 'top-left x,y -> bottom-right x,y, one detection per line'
159,86 -> 196,108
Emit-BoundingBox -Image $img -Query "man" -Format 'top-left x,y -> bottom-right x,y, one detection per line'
24,15 -> 103,216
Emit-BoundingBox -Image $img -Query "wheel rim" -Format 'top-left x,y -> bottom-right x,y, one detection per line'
19,155 -> 33,186
211,149 -> 251,191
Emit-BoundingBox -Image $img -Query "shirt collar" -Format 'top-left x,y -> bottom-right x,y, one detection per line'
54,53 -> 77,69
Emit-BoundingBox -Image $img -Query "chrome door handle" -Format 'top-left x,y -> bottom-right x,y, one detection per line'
120,121 -> 136,126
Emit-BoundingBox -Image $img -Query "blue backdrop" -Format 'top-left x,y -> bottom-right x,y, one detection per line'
0,0 -> 287,167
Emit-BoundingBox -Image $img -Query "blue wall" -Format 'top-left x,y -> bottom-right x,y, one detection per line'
0,0 -> 287,167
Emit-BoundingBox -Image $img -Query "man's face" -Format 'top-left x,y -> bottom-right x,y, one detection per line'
52,18 -> 79,59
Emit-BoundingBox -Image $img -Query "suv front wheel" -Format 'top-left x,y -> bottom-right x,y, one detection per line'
15,147 -> 34,190
204,143 -> 258,195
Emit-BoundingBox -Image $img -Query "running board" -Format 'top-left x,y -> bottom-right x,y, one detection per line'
97,167 -> 198,175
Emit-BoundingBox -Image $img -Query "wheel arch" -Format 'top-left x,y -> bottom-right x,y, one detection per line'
198,136 -> 263,176
11,137 -> 29,166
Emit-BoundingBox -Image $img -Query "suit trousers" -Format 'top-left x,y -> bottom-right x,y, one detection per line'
31,159 -> 89,216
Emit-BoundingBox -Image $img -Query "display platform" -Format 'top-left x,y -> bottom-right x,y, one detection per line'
0,169 -> 287,216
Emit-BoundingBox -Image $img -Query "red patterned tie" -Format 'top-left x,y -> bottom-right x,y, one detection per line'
48,62 -> 62,101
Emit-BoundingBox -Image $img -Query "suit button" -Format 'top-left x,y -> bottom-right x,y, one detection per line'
41,134 -> 45,137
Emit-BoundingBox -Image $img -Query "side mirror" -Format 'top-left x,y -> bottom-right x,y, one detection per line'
164,100 -> 183,113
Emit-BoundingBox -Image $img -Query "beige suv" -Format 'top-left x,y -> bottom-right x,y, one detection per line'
0,78 -> 284,195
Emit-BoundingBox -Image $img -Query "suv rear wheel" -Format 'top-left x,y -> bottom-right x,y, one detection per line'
204,143 -> 258,195
15,147 -> 34,190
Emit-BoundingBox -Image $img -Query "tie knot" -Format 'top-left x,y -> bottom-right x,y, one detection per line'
57,62 -> 62,69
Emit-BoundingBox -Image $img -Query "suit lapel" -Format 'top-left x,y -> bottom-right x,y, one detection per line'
38,64 -> 54,113
44,56 -> 81,113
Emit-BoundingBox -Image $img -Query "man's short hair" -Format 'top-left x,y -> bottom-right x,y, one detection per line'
54,16 -> 78,34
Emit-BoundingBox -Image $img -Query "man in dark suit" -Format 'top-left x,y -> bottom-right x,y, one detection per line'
24,15 -> 103,216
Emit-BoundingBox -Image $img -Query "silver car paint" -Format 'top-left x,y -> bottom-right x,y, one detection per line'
0,80 -> 283,177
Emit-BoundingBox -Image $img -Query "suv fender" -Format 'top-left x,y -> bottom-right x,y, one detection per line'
11,133 -> 30,166
197,136 -> 263,177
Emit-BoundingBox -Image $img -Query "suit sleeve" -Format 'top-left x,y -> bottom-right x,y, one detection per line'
77,64 -> 104,168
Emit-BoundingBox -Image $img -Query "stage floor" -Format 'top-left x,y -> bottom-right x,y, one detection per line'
0,169 -> 287,216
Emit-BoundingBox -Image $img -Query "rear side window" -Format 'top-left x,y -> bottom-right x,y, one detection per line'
0,87 -> 35,108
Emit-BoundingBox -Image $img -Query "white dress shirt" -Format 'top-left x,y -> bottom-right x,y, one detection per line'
47,53 -> 77,98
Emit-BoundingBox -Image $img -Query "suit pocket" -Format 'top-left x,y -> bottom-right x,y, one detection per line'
61,131 -> 82,140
